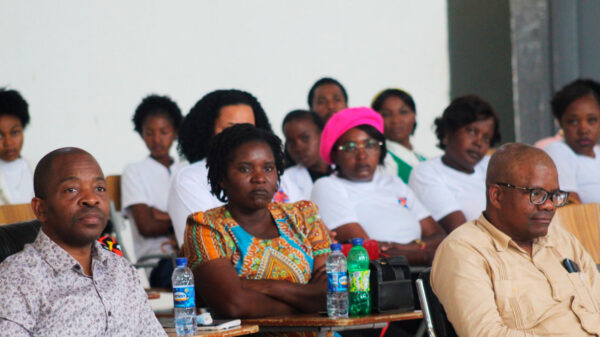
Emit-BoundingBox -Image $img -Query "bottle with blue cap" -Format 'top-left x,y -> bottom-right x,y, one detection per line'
327,243 -> 348,318
347,238 -> 371,316
172,257 -> 197,336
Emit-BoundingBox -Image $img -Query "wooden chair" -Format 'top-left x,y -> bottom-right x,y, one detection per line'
553,203 -> 600,264
106,175 -> 122,211
0,203 -> 36,225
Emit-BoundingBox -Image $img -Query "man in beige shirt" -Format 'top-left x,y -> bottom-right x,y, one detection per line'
431,143 -> 600,336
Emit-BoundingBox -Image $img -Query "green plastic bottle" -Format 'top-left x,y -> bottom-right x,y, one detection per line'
347,238 -> 371,316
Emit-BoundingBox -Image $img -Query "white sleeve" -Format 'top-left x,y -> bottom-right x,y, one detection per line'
167,169 -> 217,246
409,163 -> 460,221
278,171 -> 304,203
397,179 -> 431,221
310,178 -> 358,230
121,164 -> 148,210
545,143 -> 578,192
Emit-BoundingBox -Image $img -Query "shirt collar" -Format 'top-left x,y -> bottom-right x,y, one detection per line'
475,213 -> 555,252
33,230 -> 110,274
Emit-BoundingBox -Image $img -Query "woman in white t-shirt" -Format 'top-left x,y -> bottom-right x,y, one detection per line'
168,90 -> 275,246
371,88 -> 426,183
122,94 -> 183,288
0,88 -> 34,205
409,95 -> 501,233
311,107 -> 445,265
545,79 -> 600,204
279,110 -> 332,201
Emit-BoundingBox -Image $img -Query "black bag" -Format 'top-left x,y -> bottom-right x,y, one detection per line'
369,256 -> 415,313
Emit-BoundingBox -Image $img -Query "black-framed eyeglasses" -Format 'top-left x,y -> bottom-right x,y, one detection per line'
495,182 -> 569,207
336,139 -> 383,154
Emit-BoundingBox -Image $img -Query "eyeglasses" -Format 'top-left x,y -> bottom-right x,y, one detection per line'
336,139 -> 383,154
495,182 -> 569,207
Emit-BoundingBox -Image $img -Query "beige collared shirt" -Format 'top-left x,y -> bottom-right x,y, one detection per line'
431,214 -> 600,336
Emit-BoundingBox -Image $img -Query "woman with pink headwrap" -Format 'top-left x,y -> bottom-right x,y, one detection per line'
311,107 -> 445,265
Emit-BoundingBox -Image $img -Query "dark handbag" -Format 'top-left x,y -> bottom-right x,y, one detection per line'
369,255 -> 415,313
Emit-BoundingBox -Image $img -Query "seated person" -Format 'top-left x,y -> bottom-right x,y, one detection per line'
181,124 -> 332,322
311,107 -> 445,265
431,143 -> 600,336
545,79 -> 600,204
0,88 -> 34,205
307,77 -> 348,122
371,88 -> 426,183
279,110 -> 332,201
122,94 -> 183,288
168,89 -> 273,246
0,147 -> 165,337
409,95 -> 501,232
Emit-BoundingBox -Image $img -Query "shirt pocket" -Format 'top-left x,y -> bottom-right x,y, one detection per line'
494,279 -> 539,330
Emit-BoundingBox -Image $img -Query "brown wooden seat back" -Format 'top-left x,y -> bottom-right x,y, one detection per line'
106,175 -> 122,211
0,203 -> 36,225
554,203 -> 600,264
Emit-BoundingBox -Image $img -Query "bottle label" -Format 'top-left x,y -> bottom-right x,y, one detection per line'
349,270 -> 370,292
327,271 -> 348,292
173,286 -> 196,308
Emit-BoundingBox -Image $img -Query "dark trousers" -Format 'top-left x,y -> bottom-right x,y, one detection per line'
149,258 -> 174,289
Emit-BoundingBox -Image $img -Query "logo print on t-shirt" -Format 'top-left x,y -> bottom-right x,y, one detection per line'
273,188 -> 290,203
398,197 -> 408,208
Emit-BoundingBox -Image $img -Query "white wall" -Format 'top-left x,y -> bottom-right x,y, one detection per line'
0,0 -> 448,175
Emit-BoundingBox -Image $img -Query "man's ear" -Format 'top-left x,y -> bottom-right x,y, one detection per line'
31,197 -> 47,223
488,184 -> 503,209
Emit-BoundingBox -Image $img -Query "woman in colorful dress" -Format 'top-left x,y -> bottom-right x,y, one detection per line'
182,123 -> 332,323
371,88 -> 426,183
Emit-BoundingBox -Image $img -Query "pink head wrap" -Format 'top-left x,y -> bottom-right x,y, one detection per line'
319,107 -> 384,164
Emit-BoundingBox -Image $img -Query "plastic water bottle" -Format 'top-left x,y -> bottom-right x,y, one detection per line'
347,238 -> 371,316
172,257 -> 197,336
327,243 -> 349,318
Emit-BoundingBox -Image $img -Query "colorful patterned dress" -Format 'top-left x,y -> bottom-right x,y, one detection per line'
183,200 -> 332,337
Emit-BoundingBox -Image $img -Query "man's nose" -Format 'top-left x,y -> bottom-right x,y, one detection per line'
80,188 -> 100,207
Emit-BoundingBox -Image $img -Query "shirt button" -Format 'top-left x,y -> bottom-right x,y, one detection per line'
108,311 -> 112,316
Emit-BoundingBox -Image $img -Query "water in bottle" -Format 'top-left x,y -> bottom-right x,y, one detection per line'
327,243 -> 349,318
347,238 -> 371,316
172,257 -> 197,336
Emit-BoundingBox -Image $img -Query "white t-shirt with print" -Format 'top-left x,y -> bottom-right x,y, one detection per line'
311,171 -> 430,244
121,157 -> 178,261
408,156 -> 488,222
545,141 -> 600,203
0,157 -> 34,205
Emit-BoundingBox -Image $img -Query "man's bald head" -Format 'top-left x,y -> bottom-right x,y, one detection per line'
33,147 -> 96,198
486,143 -> 556,187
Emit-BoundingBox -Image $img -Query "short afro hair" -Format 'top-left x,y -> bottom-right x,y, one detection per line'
307,77 -> 348,109
0,88 -> 30,128
551,79 -> 600,121
132,94 -> 183,135
178,89 -> 272,163
207,123 -> 285,203
371,88 -> 417,134
434,95 -> 501,150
